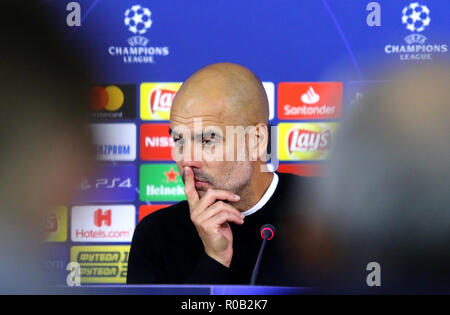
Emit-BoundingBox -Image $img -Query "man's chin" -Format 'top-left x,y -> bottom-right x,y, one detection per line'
197,188 -> 209,198
194,180 -> 210,191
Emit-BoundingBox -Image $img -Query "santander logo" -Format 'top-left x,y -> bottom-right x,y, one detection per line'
150,88 -> 176,113
300,86 -> 320,104
288,128 -> 331,153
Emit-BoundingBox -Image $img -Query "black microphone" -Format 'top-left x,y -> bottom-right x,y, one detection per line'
250,224 -> 276,285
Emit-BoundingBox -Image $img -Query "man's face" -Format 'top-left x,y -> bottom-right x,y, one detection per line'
169,94 -> 254,198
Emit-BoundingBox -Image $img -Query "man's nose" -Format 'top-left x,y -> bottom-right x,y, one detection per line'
179,151 -> 203,170
178,141 -> 203,169
180,159 -> 202,170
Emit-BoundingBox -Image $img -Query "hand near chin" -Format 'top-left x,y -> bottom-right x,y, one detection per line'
184,166 -> 244,267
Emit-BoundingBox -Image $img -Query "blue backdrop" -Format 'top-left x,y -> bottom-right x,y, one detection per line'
42,0 -> 449,285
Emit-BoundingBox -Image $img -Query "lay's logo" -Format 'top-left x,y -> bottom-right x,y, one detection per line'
141,83 -> 182,120
288,128 -> 332,153
44,206 -> 67,243
150,88 -> 176,113
45,213 -> 58,233
278,123 -> 339,161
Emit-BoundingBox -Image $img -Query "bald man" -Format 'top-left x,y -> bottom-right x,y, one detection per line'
127,63 -> 315,285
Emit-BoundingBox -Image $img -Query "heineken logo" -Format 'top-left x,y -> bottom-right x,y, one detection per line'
164,167 -> 179,183
139,164 -> 186,202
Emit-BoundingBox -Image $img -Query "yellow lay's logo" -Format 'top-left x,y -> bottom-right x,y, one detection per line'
278,123 -> 339,161
140,82 -> 182,120
70,246 -> 130,283
44,206 -> 67,242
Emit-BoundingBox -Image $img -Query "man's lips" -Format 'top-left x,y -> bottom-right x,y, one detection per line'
194,178 -> 209,188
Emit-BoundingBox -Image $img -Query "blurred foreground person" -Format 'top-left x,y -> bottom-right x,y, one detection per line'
290,65 -> 450,293
0,3 -> 93,293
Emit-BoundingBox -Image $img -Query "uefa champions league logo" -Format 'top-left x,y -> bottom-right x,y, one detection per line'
124,5 -> 152,46
401,3 -> 430,45
107,4 -> 169,64
124,5 -> 152,35
401,3 -> 430,33
383,1 -> 446,61
382,1 -> 446,61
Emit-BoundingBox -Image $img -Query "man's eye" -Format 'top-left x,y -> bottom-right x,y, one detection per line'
174,138 -> 185,145
202,138 -> 214,146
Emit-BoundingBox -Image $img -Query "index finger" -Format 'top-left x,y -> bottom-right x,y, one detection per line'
183,166 -> 199,208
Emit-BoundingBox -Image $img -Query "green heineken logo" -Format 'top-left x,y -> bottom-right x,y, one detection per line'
140,164 -> 186,201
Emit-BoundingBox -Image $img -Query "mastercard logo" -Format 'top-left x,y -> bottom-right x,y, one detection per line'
90,85 -> 125,112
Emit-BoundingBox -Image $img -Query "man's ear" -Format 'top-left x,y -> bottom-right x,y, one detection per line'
252,123 -> 269,162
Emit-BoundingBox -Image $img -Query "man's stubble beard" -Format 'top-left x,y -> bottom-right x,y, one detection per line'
212,161 -> 255,210
219,161 -> 253,194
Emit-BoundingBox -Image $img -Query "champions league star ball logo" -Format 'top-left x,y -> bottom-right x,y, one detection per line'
384,2 -> 447,60
107,4 -> 170,64
124,5 -> 152,35
401,3 -> 430,33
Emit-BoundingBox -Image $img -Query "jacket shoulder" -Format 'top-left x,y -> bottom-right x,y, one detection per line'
275,171 -> 320,201
135,201 -> 190,234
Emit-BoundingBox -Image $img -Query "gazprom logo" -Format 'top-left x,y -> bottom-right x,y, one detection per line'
90,123 -> 136,161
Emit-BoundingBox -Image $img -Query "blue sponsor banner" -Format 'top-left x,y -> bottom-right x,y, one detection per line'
43,245 -> 69,285
344,81 -> 390,116
73,164 -> 136,203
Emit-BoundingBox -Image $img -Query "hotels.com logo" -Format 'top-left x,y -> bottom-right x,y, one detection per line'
71,205 -> 135,242
94,209 -> 111,227
278,82 -> 342,120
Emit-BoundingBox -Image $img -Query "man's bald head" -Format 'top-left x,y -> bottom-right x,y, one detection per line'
169,63 -> 272,203
171,63 -> 269,125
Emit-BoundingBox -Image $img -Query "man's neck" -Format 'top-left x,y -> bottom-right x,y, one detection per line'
233,168 -> 274,212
